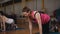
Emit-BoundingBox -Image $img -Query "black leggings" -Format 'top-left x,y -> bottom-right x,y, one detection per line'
42,21 -> 50,34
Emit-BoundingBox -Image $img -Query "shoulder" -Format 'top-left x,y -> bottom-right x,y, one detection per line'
3,16 -> 7,19
34,11 -> 40,16
3,16 -> 6,17
35,13 -> 40,17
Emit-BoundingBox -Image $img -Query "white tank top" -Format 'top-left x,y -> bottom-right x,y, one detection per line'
6,18 -> 14,24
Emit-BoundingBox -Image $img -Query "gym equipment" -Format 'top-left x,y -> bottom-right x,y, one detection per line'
35,32 -> 60,34
15,28 -> 25,30
35,32 -> 39,34
54,25 -> 58,32
54,8 -> 60,21
6,23 -> 25,31
5,27 -> 25,31
49,32 -> 59,34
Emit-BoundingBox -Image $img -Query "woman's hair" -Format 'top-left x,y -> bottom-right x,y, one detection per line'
38,11 -> 45,14
0,11 -> 7,16
0,11 -> 4,15
22,7 -> 31,13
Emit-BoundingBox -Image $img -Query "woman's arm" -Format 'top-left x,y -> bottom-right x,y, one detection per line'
35,13 -> 42,34
28,18 -> 32,34
2,16 -> 6,31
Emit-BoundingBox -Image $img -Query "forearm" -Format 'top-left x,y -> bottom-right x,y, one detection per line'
38,23 -> 42,34
29,22 -> 32,34
28,18 -> 32,34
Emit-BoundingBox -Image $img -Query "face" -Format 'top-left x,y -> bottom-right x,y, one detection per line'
23,12 -> 29,17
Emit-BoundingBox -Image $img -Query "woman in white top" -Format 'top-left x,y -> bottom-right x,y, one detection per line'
0,11 -> 17,31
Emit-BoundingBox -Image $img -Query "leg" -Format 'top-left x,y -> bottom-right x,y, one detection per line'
7,18 -> 18,30
1,23 -> 2,31
42,21 -> 50,34
11,23 -> 17,30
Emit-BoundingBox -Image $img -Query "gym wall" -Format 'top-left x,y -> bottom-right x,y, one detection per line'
0,0 -> 60,17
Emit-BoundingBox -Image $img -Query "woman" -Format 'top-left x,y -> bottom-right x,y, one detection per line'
0,11 -> 17,31
22,7 -> 50,34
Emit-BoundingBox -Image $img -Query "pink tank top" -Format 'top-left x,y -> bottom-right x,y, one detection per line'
31,11 -> 50,24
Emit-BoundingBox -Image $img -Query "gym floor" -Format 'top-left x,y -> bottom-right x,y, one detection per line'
0,19 -> 60,34
0,23 -> 39,34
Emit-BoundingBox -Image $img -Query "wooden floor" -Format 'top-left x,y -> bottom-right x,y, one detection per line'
0,20 -> 60,34
0,30 -> 38,34
0,22 -> 39,34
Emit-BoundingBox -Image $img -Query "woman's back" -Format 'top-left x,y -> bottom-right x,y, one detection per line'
31,11 -> 50,24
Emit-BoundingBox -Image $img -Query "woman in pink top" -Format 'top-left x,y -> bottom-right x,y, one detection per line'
22,7 -> 50,34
